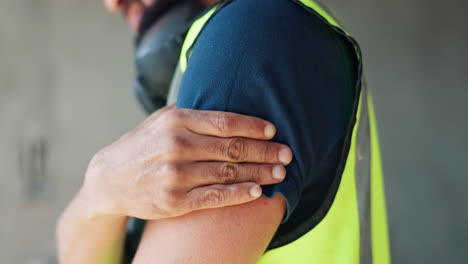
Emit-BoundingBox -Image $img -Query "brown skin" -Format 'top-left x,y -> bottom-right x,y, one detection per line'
82,104 -> 291,220
57,104 -> 291,263
134,195 -> 285,264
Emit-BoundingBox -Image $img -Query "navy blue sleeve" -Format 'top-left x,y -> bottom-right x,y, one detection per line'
177,0 -> 356,223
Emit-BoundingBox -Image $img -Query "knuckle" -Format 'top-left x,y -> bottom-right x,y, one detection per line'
160,165 -> 184,191
165,162 -> 184,177
159,110 -> 176,125
166,134 -> 191,156
217,163 -> 238,184
170,108 -> 186,121
163,109 -> 186,128
162,175 -> 181,191
212,115 -> 232,134
261,142 -> 274,162
250,165 -> 263,181
224,138 -> 247,161
160,189 -> 183,212
197,189 -> 225,208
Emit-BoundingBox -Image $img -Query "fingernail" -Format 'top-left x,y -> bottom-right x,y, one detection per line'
272,165 -> 286,180
250,185 -> 262,198
264,124 -> 276,138
278,148 -> 293,165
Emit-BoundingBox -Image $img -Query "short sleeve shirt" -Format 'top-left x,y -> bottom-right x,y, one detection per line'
176,0 -> 357,247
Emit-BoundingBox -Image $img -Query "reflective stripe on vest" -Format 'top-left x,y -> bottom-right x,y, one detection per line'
175,1 -> 391,263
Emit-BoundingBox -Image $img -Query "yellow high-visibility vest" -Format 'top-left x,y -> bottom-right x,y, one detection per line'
177,1 -> 391,263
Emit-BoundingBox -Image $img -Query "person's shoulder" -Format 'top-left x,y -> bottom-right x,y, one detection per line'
195,0 -> 345,57
212,0 -> 315,28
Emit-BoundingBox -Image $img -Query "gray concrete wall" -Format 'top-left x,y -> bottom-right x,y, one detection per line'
0,1 -> 144,263
0,0 -> 467,263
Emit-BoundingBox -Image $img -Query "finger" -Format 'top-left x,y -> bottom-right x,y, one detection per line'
188,135 -> 293,165
184,162 -> 286,186
175,108 -> 277,140
188,183 -> 262,211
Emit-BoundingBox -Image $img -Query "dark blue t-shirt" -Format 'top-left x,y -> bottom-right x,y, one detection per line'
177,0 -> 357,247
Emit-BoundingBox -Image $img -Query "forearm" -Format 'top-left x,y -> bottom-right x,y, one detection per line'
56,188 -> 128,264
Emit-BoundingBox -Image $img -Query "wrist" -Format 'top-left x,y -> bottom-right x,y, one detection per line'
81,155 -> 121,220
75,184 -> 124,224
57,187 -> 128,264
57,187 -> 128,244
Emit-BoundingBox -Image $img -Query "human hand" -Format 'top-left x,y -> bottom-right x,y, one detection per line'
81,104 -> 292,220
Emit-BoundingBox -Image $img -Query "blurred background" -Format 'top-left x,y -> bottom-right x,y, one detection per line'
0,0 -> 467,263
